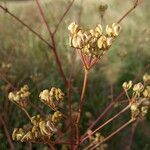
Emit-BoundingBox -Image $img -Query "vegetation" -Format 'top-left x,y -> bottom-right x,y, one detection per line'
0,0 -> 149,149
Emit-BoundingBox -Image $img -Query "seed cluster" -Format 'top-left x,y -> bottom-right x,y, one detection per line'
12,112 -> 62,142
9,86 -> 64,143
122,73 -> 150,119
88,130 -> 107,150
39,87 -> 64,110
68,22 -> 121,59
8,85 -> 30,108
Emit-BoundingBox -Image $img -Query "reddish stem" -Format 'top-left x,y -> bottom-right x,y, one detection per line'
117,0 -> 143,23
0,5 -> 53,49
0,116 -> 15,150
90,119 -> 136,150
76,68 -> 89,148
67,81 -> 74,149
53,0 -> 75,35
81,105 -> 130,143
35,0 -> 68,87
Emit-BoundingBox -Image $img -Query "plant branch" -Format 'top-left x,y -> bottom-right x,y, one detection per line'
86,119 -> 136,150
81,105 -> 130,143
0,5 -> 53,49
76,68 -> 89,147
35,0 -> 68,87
35,0 -> 53,38
117,0 -> 143,23
126,120 -> 139,150
53,0 -> 75,35
67,80 -> 74,149
81,64 -> 150,139
0,115 -> 15,150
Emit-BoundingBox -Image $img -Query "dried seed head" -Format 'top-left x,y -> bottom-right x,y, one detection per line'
141,106 -> 149,116
133,82 -> 144,93
39,87 -> 64,110
122,80 -> 133,90
143,86 -> 150,98
143,73 -> 150,84
51,111 -> 62,123
39,89 -> 49,102
99,4 -> 108,12
8,85 -> 30,108
68,22 -> 121,60
12,128 -> 25,141
97,35 -> 107,49
68,22 -> 79,34
106,23 -> 121,37
112,23 -> 121,37
95,24 -> 103,35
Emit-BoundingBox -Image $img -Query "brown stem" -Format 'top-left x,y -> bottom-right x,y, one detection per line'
76,68 -> 89,147
81,101 -> 115,139
35,0 -> 68,87
81,63 -> 149,140
81,98 -> 129,141
86,119 -> 136,150
0,115 -> 15,150
12,101 -> 31,120
80,69 -> 88,102
51,36 -> 68,87
78,0 -> 83,24
126,120 -> 139,150
35,0 -> 53,38
117,0 -> 143,24
67,80 -> 74,149
53,0 -> 75,35
29,101 -> 45,116
81,105 -> 130,143
0,5 -> 53,49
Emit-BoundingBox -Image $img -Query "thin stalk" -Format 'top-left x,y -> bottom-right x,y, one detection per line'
117,0 -> 143,23
51,36 -> 68,87
35,0 -> 68,87
76,68 -> 89,147
86,119 -> 136,150
35,0 -> 53,37
12,101 -> 31,120
81,101 -> 115,139
84,64 -> 150,135
126,120 -> 139,150
81,105 -> 130,143
0,5 -> 53,49
67,80 -> 74,149
53,0 -> 75,35
0,116 -> 15,150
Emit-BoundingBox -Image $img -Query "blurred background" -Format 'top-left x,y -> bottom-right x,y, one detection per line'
0,0 -> 150,149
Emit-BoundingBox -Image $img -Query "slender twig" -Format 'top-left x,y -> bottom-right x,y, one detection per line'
11,101 -> 31,120
28,101 -> 45,116
78,0 -> 83,24
82,64 -> 150,139
0,5 -> 53,49
0,115 -> 15,150
53,0 -> 75,35
35,0 -> 53,38
76,68 -> 89,147
35,0 -> 68,87
86,119 -> 136,150
67,80 -> 74,149
81,105 -> 130,143
117,0 -> 143,23
0,74 -> 46,116
81,101 -> 115,139
126,120 -> 139,150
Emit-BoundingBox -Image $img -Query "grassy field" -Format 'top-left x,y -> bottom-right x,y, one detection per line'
0,0 -> 150,149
